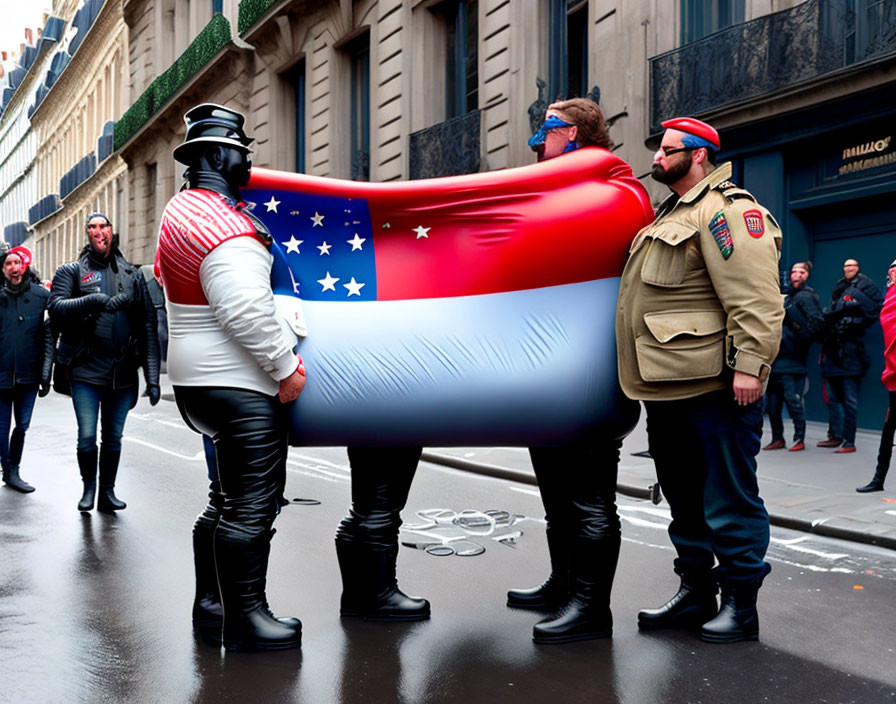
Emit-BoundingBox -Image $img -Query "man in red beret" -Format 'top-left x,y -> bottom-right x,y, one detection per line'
616,117 -> 784,643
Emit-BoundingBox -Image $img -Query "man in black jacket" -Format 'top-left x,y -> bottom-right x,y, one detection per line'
0,246 -> 53,493
49,214 -> 160,511
818,258 -> 884,452
763,261 -> 824,452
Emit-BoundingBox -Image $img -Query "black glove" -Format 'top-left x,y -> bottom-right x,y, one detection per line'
39,380 -> 51,398
146,383 -> 161,406
85,292 -> 112,310
104,294 -> 131,312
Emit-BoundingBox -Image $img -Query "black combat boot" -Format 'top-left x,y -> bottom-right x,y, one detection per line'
638,574 -> 718,630
77,449 -> 98,511
507,523 -> 570,610
699,585 -> 760,643
337,447 -> 430,621
336,540 -> 430,621
215,523 -> 301,651
192,480 -> 225,644
97,448 -> 126,512
531,537 -> 618,643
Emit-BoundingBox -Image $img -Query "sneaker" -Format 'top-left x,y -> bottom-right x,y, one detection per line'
817,437 -> 843,448
788,441 -> 805,452
835,443 -> 856,454
762,440 -> 786,451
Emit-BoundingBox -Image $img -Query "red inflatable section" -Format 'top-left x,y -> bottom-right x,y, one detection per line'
247,147 -> 653,300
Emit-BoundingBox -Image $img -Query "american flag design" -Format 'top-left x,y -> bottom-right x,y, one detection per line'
243,148 -> 653,446
156,189 -> 264,305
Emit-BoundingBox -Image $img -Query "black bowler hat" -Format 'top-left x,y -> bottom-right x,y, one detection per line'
173,103 -> 254,164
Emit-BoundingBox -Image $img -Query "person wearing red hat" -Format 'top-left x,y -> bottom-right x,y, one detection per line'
0,246 -> 53,493
616,116 -> 784,643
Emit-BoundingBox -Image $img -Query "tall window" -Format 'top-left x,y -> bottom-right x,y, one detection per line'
346,33 -> 370,181
440,0 -> 478,119
680,0 -> 745,44
212,0 -> 223,13
286,61 -> 306,173
548,0 -> 588,102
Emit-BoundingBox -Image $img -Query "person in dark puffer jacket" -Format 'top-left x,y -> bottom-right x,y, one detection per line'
0,246 -> 53,493
818,258 -> 884,452
762,261 -> 824,452
48,213 -> 160,512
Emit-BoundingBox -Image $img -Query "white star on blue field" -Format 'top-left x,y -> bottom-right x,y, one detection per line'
245,190 -> 377,300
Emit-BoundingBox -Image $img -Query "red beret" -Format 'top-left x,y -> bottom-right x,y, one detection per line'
6,245 -> 32,270
661,117 -> 720,149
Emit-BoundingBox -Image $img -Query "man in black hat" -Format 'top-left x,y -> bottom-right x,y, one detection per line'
157,103 -> 306,652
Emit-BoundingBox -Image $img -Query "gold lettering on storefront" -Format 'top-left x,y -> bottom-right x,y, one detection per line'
839,135 -> 894,175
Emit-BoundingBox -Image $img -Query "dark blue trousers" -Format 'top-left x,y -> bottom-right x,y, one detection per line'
824,375 -> 861,444
766,373 -> 807,443
645,390 -> 771,587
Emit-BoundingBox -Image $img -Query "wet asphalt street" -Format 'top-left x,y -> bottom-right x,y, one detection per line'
2,392 -> 896,704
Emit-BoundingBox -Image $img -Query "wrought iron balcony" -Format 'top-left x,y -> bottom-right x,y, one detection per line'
3,222 -> 29,248
60,152 -> 97,200
28,194 -> 61,226
649,0 -> 896,132
409,110 -> 481,180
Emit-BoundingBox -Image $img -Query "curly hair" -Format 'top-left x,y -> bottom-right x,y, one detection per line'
547,98 -> 612,149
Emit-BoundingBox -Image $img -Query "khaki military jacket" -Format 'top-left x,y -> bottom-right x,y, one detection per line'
615,162 -> 784,401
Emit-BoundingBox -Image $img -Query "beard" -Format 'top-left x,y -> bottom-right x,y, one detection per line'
651,158 -> 691,185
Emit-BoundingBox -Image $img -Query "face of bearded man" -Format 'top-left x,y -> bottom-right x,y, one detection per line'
650,155 -> 692,186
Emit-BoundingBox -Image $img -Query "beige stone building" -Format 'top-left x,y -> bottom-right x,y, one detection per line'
28,0 -> 130,275
13,0 -> 894,426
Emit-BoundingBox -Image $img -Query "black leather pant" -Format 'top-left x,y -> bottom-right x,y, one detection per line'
336,447 -> 421,547
174,386 -> 287,539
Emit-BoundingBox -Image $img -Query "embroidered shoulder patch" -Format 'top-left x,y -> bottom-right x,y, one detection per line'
709,210 -> 734,260
743,209 -> 765,238
81,271 -> 100,285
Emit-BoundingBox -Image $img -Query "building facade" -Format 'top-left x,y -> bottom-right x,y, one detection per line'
28,0 -> 130,275
5,0 -> 894,426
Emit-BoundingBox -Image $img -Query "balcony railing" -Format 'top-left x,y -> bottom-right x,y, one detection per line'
60,152 -> 97,200
3,222 -> 29,248
28,194 -> 61,225
649,0 -> 896,132
408,110 -> 481,180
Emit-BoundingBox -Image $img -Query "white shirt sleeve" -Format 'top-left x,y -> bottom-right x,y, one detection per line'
199,236 -> 299,381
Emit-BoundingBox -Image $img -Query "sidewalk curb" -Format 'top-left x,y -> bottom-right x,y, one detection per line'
420,451 -> 896,552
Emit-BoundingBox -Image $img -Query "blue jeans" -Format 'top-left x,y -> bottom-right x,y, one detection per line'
70,383 -> 138,454
766,373 -> 807,443
645,390 -> 771,587
825,376 -> 861,444
0,385 -> 39,469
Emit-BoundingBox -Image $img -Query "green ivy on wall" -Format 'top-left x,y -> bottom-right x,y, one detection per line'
113,14 -> 232,151
237,0 -> 281,36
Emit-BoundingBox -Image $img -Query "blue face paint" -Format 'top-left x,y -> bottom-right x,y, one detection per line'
528,115 -> 575,151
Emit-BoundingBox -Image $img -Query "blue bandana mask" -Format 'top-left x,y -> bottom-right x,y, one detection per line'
528,115 -> 578,152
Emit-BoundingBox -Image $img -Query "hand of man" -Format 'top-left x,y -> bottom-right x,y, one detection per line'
86,292 -> 112,309
104,294 -> 130,312
278,363 -> 306,403
732,371 -> 762,406
146,383 -> 161,406
39,380 -> 51,398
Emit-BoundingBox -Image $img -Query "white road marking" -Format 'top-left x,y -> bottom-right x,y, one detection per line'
125,437 -> 205,461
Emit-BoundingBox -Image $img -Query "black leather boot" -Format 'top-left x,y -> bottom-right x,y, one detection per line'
532,537 -> 618,644
192,481 -> 225,644
700,585 -> 760,643
97,448 -> 126,512
3,465 -> 34,493
856,464 -> 888,493
337,447 -> 430,621
216,523 -> 301,651
638,575 -> 718,630
336,540 -> 430,621
77,449 -> 98,511
507,524 -> 569,610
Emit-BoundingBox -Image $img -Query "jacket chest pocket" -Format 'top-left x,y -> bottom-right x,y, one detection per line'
640,223 -> 698,287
